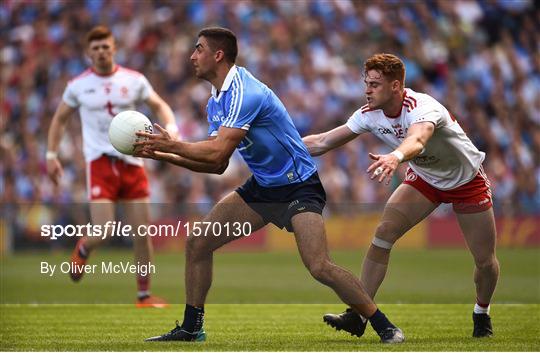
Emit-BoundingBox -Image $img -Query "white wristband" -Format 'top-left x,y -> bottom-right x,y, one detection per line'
391,150 -> 404,163
46,151 -> 58,160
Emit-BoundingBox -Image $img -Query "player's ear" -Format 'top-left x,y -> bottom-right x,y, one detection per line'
392,79 -> 401,91
215,50 -> 225,63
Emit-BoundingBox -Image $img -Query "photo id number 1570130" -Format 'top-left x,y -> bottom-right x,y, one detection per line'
185,221 -> 252,237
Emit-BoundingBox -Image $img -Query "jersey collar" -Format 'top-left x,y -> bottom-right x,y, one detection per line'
90,65 -> 119,77
211,65 -> 238,98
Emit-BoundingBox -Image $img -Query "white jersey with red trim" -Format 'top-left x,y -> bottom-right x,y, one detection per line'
346,88 -> 485,190
62,66 -> 154,165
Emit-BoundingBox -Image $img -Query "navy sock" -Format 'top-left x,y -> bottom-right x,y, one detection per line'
369,309 -> 395,335
181,304 -> 204,333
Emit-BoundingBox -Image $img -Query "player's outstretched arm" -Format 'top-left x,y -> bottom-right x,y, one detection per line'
145,91 -> 179,139
142,150 -> 229,174
46,102 -> 76,185
134,125 -> 228,174
302,124 -> 359,156
135,123 -> 243,171
367,121 -> 435,184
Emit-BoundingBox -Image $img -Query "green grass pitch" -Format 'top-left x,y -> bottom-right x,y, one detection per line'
1,248 -> 539,351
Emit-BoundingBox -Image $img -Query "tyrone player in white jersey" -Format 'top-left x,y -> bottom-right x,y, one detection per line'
303,53 -> 499,338
46,26 -> 177,308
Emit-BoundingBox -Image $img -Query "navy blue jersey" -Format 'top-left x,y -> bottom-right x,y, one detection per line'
206,66 -> 316,187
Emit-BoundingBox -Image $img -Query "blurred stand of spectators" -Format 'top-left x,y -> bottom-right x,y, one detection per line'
2,1 -> 539,248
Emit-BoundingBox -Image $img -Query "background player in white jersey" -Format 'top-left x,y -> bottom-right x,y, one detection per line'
46,26 -> 177,308
303,53 -> 499,338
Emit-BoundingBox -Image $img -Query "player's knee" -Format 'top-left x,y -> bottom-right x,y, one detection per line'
185,236 -> 210,257
475,254 -> 499,271
374,220 -> 404,245
306,259 -> 333,284
374,207 -> 412,245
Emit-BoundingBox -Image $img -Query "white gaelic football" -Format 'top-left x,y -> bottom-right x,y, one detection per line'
108,110 -> 153,155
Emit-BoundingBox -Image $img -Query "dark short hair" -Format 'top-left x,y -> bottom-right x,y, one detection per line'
198,27 -> 238,63
365,53 -> 405,87
86,25 -> 113,45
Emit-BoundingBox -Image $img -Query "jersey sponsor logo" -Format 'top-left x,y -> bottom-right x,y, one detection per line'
390,123 -> 407,138
413,155 -> 440,166
287,171 -> 295,182
378,128 -> 392,135
394,127 -> 407,138
84,88 -> 96,94
211,111 -> 225,122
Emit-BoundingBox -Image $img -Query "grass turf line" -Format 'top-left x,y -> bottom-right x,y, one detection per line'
1,304 -> 539,351
1,249 -> 538,350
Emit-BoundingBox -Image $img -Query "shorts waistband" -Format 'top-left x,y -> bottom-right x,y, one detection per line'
102,153 -> 120,161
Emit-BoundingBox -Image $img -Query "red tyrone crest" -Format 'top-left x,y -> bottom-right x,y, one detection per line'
120,86 -> 129,97
102,82 -> 112,95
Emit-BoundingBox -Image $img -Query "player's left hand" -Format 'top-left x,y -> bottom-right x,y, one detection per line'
134,123 -> 175,155
367,152 -> 400,184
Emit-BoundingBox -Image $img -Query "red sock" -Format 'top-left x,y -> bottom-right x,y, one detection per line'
137,275 -> 150,298
476,298 -> 489,308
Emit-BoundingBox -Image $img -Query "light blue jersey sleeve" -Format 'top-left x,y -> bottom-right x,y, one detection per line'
221,75 -> 263,131
206,103 -> 219,137
207,121 -> 217,137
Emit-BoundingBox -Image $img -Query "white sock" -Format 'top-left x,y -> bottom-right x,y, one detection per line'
474,303 -> 490,314
138,290 -> 150,299
79,243 -> 88,257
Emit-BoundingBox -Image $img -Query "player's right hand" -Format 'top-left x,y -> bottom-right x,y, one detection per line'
46,158 -> 64,186
366,152 -> 399,185
134,123 -> 176,154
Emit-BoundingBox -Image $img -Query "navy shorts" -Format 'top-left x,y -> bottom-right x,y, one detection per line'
236,172 -> 327,232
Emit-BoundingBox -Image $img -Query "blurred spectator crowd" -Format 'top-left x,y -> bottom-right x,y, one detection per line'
2,0 -> 539,222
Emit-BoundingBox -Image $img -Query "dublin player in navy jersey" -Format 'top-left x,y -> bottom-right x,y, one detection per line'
134,28 -> 404,344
